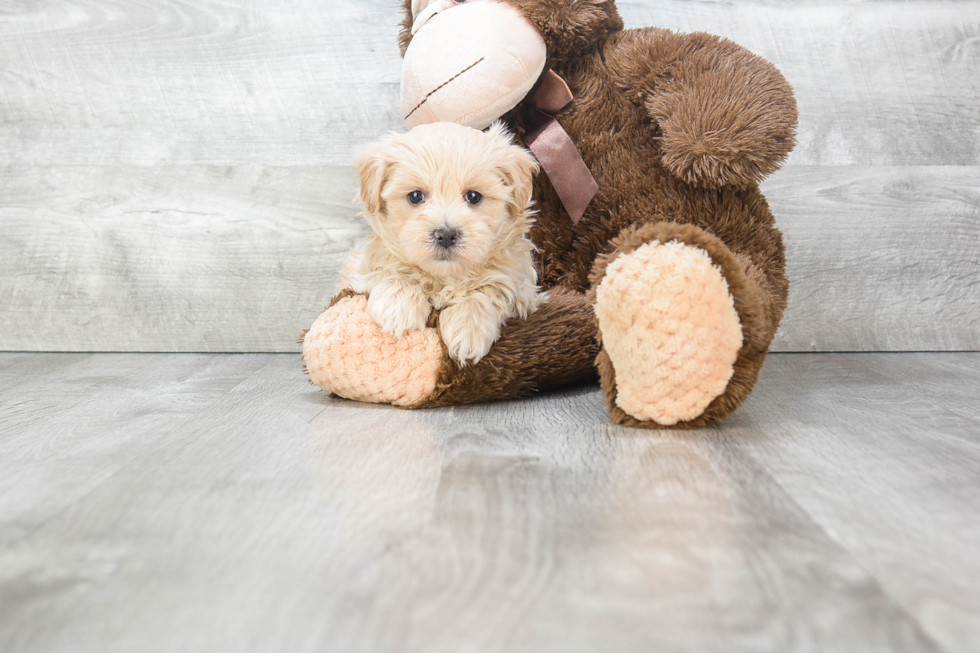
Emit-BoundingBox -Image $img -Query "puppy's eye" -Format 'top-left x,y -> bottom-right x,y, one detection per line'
408,191 -> 426,205
464,190 -> 482,205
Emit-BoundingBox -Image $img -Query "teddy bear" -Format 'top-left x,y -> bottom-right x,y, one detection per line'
303,0 -> 798,429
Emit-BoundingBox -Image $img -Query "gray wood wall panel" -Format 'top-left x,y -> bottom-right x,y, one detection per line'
1,0 -> 978,351
767,166 -> 980,351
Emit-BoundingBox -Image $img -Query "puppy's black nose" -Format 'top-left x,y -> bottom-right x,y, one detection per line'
432,227 -> 460,249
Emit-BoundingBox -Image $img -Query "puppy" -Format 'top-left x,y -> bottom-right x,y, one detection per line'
348,121 -> 545,365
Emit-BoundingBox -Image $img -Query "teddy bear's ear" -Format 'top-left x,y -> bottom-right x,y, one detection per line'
354,141 -> 392,217
489,122 -> 540,217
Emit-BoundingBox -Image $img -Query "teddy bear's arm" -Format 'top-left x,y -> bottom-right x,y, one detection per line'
303,287 -> 600,409
603,28 -> 798,188
424,286 -> 600,406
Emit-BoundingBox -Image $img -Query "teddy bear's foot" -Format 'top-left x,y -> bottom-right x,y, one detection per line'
595,240 -> 742,426
302,291 -> 443,407
590,221 -> 779,429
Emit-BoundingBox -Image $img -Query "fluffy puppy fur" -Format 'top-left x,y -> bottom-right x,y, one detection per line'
350,121 -> 545,364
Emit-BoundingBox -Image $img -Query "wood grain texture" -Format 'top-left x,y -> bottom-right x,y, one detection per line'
0,165 -> 367,351
730,353 -> 980,653
765,165 -> 980,351
1,352 -> 978,652
0,353 -> 269,538
1,0 -> 978,351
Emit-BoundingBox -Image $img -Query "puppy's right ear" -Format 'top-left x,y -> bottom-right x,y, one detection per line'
354,141 -> 391,217
502,145 -> 540,216
486,121 -> 539,216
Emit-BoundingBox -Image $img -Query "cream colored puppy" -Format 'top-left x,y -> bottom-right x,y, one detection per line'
349,121 -> 544,365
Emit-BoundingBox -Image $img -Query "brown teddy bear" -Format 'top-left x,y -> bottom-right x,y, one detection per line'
303,0 -> 798,429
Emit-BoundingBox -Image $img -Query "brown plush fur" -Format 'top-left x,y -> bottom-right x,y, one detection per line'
377,0 -> 797,425
423,286 -> 600,407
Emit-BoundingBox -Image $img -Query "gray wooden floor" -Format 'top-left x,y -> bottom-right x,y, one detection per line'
1,352 -> 978,653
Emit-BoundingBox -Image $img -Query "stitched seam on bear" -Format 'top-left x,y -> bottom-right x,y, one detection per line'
405,57 -> 486,121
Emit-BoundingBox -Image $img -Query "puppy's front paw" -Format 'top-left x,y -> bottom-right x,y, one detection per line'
439,301 -> 502,365
367,282 -> 430,337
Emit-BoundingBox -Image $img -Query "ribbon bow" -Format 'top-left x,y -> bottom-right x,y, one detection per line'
523,70 -> 598,224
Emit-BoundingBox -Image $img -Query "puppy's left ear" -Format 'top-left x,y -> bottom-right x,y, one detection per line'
489,122 -> 540,216
354,140 -> 393,217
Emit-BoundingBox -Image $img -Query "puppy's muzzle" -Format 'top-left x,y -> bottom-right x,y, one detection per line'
432,227 -> 460,250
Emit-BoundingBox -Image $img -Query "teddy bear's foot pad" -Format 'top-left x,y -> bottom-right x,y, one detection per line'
596,240 -> 743,426
303,295 -> 443,407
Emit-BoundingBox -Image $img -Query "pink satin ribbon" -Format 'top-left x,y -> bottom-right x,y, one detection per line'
524,70 -> 598,224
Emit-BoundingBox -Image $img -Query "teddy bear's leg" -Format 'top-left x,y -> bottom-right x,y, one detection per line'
303,287 -> 600,409
589,221 -> 783,429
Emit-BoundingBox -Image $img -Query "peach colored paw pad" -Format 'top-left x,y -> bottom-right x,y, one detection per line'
595,241 -> 743,426
302,296 -> 443,407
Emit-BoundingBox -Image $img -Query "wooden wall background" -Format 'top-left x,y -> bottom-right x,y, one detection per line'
1,0 -> 977,352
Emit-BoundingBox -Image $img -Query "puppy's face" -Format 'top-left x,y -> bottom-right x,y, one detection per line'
355,122 -> 539,279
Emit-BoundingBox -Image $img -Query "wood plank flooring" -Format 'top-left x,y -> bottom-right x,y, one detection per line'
1,352 -> 978,653
1,0 -> 978,352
